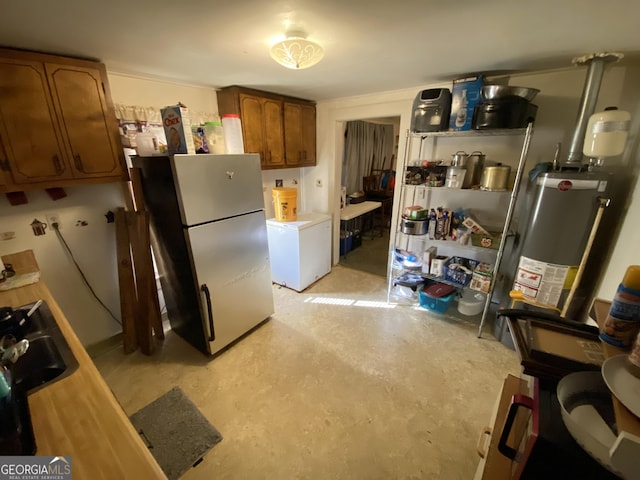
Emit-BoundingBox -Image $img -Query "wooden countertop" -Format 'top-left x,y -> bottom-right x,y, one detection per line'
0,251 -> 165,479
592,298 -> 640,438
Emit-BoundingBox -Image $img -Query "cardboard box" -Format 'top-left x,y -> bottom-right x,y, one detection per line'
422,247 -> 438,274
449,75 -> 484,131
470,262 -> 493,293
471,232 -> 502,250
161,104 -> 196,155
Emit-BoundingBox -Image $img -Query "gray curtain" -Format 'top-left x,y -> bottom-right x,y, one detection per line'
343,120 -> 394,195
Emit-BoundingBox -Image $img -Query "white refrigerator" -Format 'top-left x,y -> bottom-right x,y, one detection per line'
266,213 -> 331,292
133,153 -> 274,355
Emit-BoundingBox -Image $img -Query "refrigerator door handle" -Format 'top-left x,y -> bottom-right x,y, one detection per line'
200,283 -> 216,342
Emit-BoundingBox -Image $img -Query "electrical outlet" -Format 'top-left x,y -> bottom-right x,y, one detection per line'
46,213 -> 61,230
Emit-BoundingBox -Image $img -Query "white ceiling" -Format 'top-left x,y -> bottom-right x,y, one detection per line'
2,0 -> 640,101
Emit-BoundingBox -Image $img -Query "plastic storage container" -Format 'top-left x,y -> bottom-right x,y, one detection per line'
457,289 -> 486,316
272,187 -> 298,222
135,132 -> 160,156
221,114 -> 244,154
583,107 -> 630,158
203,121 -> 225,154
418,283 -> 456,314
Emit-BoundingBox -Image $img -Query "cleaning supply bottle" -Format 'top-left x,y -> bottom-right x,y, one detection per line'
600,265 -> 640,348
455,90 -> 468,128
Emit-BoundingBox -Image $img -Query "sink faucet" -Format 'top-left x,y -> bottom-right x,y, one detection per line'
0,338 -> 29,366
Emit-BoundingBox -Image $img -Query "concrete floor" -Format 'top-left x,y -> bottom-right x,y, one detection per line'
94,266 -> 520,480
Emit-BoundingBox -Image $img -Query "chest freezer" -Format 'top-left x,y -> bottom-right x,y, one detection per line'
266,213 -> 332,292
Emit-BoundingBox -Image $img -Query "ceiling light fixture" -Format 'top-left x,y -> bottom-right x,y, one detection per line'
270,31 -> 324,70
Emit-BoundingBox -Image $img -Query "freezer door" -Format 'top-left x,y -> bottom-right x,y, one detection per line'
172,154 -> 264,226
186,210 -> 274,354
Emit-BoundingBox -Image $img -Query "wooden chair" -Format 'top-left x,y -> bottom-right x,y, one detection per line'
363,155 -> 395,236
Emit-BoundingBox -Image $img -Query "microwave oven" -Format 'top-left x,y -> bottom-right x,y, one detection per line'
497,376 -> 620,479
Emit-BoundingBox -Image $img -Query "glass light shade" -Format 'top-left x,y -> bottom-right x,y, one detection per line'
270,35 -> 324,70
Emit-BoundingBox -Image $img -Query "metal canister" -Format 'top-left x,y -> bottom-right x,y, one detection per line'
462,151 -> 485,188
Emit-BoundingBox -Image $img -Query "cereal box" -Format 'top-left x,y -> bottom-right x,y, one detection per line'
470,263 -> 493,294
161,104 -> 196,155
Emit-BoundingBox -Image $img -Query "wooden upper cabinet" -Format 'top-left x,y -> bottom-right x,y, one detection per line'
217,86 -> 315,169
46,63 -> 122,177
0,58 -> 72,183
0,48 -> 126,193
238,94 -> 285,168
0,141 -> 9,187
284,101 -> 316,167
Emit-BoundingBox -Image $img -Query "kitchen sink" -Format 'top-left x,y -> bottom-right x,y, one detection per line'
0,301 -> 79,455
9,301 -> 79,394
12,335 -> 68,392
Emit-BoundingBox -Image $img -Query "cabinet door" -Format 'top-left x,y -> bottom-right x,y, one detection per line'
46,63 -> 122,178
283,102 -> 303,166
239,94 -> 266,160
0,58 -> 71,183
284,102 -> 316,167
300,103 -> 316,166
0,140 -> 9,188
239,94 -> 285,168
262,98 -> 285,167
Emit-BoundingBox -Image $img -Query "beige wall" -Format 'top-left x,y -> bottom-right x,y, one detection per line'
107,73 -> 219,113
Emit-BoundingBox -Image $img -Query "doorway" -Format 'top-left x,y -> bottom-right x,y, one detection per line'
338,116 -> 400,277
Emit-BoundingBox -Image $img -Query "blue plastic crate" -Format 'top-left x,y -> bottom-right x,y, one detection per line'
340,234 -> 352,255
443,256 -> 480,286
418,284 -> 456,314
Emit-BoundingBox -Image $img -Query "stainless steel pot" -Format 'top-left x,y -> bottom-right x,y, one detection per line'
462,151 -> 485,188
400,218 -> 428,235
450,151 -> 468,167
480,164 -> 511,191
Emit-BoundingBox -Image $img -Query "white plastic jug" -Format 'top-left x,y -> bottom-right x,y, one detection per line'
221,114 -> 244,154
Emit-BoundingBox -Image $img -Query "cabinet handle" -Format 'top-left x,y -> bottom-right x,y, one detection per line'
200,284 -> 216,342
52,155 -> 63,174
303,150 -> 307,161
74,154 -> 84,172
498,393 -> 534,459
476,426 -> 491,458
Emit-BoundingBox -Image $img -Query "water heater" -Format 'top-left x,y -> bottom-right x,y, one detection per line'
512,171 -> 610,313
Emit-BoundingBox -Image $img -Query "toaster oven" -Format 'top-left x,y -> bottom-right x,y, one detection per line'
411,88 -> 451,132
